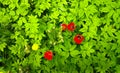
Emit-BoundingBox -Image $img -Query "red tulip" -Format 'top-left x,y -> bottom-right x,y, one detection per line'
60,24 -> 67,31
67,22 -> 76,31
74,34 -> 84,44
44,50 -> 53,60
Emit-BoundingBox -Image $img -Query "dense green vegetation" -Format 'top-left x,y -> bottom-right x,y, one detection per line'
0,0 -> 120,73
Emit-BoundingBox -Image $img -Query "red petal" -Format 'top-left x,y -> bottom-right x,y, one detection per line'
61,24 -> 67,31
44,51 -> 53,60
67,22 -> 75,31
74,34 -> 84,44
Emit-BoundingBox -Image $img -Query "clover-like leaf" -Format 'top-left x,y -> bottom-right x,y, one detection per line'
70,50 -> 80,57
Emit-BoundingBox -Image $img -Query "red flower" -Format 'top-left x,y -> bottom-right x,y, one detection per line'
44,50 -> 53,60
74,34 -> 84,44
67,22 -> 76,31
61,24 -> 67,31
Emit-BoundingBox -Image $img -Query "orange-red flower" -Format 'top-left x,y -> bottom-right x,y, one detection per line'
44,50 -> 53,60
67,22 -> 76,31
74,34 -> 84,44
61,24 -> 67,31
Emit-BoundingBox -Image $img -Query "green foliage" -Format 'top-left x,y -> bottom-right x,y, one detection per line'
0,0 -> 120,73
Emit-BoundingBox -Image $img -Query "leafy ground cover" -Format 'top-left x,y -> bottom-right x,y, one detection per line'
0,0 -> 120,73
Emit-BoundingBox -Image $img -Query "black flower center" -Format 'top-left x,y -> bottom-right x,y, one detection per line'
77,36 -> 81,40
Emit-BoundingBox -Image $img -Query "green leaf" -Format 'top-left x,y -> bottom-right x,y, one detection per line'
54,45 -> 62,54
113,11 -> 119,22
100,6 -> 111,12
70,50 -> 80,57
9,10 -> 15,16
50,10 -> 59,19
78,9 -> 85,18
107,10 -> 114,18
92,15 -> 101,26
46,23 -> 55,32
28,15 -> 38,23
80,0 -> 88,8
61,51 -> 69,58
80,43 -> 95,57
79,25 -> 88,32
85,66 -> 93,73
115,65 -> 120,73
70,45 -> 77,51
0,42 -> 6,51
93,0 -> 102,6
85,5 -> 98,16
